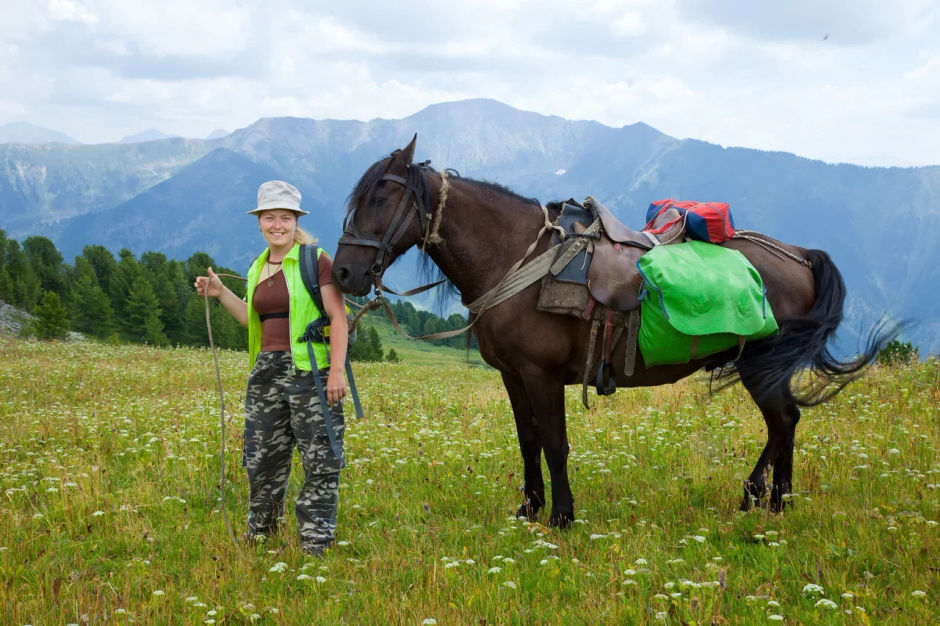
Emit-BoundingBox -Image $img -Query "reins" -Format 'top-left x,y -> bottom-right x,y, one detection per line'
203,286 -> 239,547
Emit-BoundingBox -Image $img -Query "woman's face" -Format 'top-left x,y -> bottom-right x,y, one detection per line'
258,209 -> 298,250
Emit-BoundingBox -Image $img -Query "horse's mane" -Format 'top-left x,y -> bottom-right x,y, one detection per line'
456,175 -> 543,209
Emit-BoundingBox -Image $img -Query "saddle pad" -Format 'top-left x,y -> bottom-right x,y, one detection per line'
636,241 -> 778,366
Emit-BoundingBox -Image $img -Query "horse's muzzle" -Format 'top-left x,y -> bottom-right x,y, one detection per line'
331,263 -> 372,296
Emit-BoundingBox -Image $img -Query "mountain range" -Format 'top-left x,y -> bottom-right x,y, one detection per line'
1,99 -> 937,355
0,122 -> 79,145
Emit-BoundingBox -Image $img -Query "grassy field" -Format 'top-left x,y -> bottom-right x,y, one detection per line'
0,337 -> 937,625
361,314 -> 489,369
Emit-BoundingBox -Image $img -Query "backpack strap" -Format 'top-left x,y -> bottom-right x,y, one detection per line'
299,243 -> 325,315
297,243 -> 364,422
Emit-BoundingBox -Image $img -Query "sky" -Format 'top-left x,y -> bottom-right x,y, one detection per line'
2,0 -> 939,166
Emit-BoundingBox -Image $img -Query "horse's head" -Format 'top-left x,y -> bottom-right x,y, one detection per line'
332,135 -> 433,295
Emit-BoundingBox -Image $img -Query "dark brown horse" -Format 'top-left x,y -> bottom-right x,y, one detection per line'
332,136 -> 894,528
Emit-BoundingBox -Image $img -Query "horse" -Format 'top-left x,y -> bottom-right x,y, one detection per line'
332,135 -> 895,528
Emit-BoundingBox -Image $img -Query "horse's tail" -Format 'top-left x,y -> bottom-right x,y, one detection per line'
712,249 -> 899,406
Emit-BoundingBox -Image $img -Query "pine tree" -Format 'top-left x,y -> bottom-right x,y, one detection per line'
23,236 -> 67,297
183,295 -> 246,350
140,252 -> 183,344
5,240 -> 42,312
81,244 -> 118,296
122,277 -> 168,346
0,266 -> 12,303
69,270 -> 114,338
0,230 -> 9,301
349,325 -> 384,362
33,291 -> 70,340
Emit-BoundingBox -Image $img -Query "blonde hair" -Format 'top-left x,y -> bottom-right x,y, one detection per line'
294,227 -> 317,245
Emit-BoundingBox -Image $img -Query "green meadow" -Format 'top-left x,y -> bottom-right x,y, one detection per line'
0,337 -> 936,624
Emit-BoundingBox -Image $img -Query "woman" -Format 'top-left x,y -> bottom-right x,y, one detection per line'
195,180 -> 349,556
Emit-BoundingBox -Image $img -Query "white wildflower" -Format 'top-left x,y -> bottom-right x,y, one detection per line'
802,583 -> 825,595
815,598 -> 838,610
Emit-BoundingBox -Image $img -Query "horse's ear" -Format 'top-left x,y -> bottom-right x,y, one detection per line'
387,134 -> 417,175
399,134 -> 417,165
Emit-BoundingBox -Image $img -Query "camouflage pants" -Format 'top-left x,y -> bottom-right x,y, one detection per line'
243,351 -> 345,550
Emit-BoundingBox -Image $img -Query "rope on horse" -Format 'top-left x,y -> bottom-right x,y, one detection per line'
466,204 -> 564,315
425,170 -> 448,247
203,287 -> 239,548
367,203 -> 563,343
732,231 -> 813,268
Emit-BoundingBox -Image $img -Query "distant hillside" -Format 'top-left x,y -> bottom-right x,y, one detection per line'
119,129 -> 180,144
0,98 -> 936,354
0,122 -> 79,145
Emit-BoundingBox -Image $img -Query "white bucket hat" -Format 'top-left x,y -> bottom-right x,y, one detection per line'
248,180 -> 309,216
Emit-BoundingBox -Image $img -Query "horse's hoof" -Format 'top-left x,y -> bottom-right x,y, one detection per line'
740,480 -> 765,511
548,510 -> 574,529
768,487 -> 790,514
516,501 -> 540,521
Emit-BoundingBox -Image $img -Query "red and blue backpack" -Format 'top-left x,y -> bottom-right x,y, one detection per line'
644,198 -> 736,243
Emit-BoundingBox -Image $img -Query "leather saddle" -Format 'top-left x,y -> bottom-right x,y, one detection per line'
544,197 -> 687,400
580,197 -> 684,312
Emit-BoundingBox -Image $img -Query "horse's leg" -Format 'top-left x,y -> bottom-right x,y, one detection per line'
517,370 -> 572,528
739,371 -> 801,512
501,371 -> 545,520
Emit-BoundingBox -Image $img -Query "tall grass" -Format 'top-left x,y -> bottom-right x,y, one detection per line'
0,337 -> 936,624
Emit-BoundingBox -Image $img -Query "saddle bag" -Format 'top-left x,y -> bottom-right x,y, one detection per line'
636,241 -> 778,366
645,199 -> 736,244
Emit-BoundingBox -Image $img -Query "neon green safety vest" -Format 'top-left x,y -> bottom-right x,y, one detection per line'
245,242 -> 329,371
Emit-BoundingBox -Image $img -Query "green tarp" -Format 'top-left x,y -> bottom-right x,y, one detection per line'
637,241 -> 778,366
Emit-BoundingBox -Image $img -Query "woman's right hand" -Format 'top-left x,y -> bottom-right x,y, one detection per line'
194,266 -> 223,298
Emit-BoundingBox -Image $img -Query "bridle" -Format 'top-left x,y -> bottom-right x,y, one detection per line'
337,160 -> 435,289
338,154 -> 564,343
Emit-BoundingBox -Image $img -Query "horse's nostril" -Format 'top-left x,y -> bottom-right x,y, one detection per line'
333,266 -> 349,284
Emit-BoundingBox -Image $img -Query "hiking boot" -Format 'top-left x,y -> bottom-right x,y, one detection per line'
301,542 -> 329,557
241,531 -> 273,546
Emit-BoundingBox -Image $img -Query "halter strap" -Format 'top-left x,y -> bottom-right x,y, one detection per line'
337,167 -> 436,278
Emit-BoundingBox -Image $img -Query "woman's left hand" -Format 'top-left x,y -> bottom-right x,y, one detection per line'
325,369 -> 347,407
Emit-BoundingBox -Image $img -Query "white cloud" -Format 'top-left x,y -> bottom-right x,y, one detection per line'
0,0 -> 937,164
47,0 -> 99,24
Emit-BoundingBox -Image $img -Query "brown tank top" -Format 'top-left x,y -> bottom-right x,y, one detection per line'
251,254 -> 337,352
253,270 -> 291,351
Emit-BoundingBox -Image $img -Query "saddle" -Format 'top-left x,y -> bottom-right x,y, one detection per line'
546,197 -> 685,312
538,197 -> 687,403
